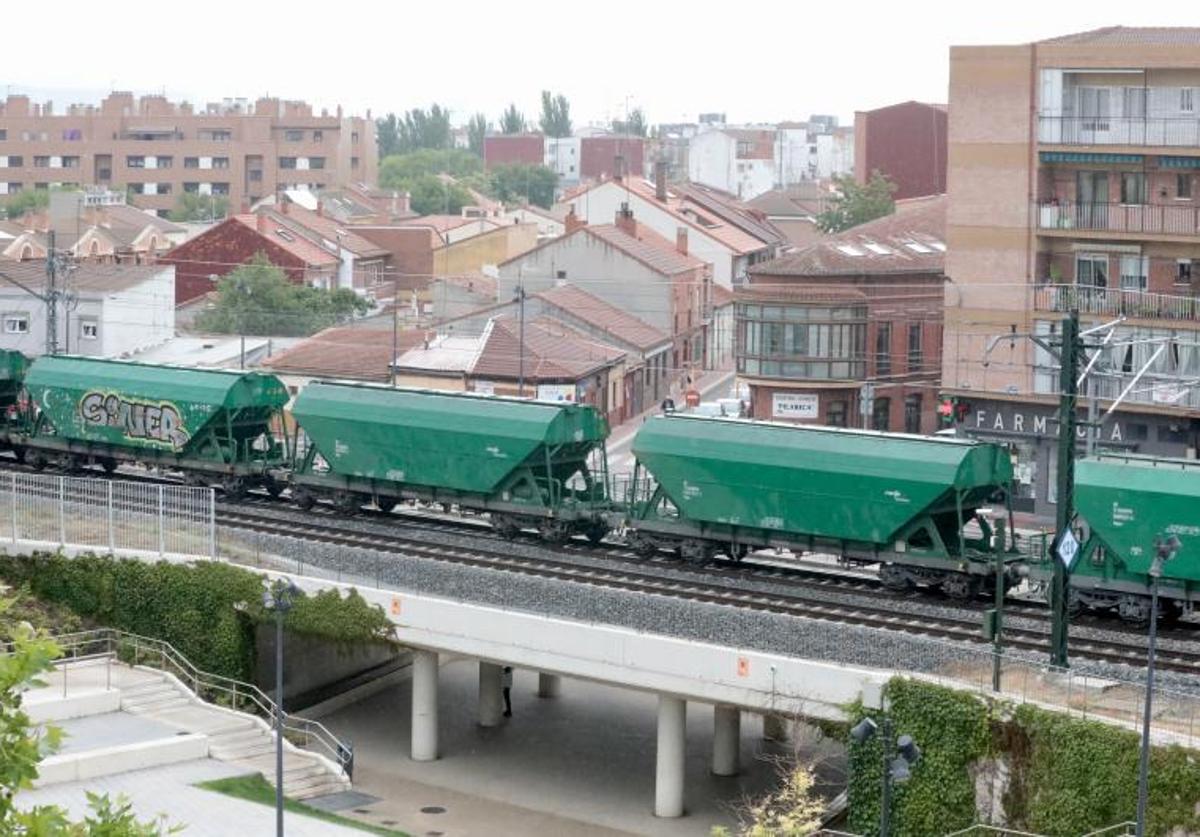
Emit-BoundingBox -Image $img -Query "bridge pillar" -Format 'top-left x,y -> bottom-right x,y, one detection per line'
478,661 -> 503,727
712,705 -> 740,776
762,712 -> 789,741
537,672 -> 561,698
411,649 -> 439,761
655,695 -> 686,817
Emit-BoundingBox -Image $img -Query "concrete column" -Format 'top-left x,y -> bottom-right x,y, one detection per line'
478,661 -> 503,727
762,712 -> 789,742
655,695 -> 686,818
411,649 -> 439,762
537,672 -> 562,698
712,705 -> 740,776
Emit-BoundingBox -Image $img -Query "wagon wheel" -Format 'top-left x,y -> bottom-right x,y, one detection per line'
376,497 -> 399,513
333,491 -> 360,515
627,533 -> 658,559
221,476 -> 247,500
28,451 -> 48,471
878,563 -> 913,592
538,520 -> 572,545
261,475 -> 283,498
679,539 -> 715,566
725,543 -> 750,562
941,573 -> 982,601
584,522 -> 609,545
183,472 -> 210,488
291,486 -> 315,511
99,457 -> 118,474
10,446 -> 25,464
491,515 -> 521,540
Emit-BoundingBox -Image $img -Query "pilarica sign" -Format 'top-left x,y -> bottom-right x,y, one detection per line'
79,391 -> 190,448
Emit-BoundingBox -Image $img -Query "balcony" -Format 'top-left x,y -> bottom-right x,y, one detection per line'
1034,283 -> 1200,322
1038,116 -> 1200,148
1036,201 -> 1200,237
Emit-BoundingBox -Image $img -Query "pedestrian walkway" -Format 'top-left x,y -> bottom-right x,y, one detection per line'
320,658 -> 845,837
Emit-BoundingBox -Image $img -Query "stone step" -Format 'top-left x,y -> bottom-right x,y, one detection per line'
285,771 -> 351,799
211,740 -> 276,761
121,681 -> 174,698
124,696 -> 193,714
290,778 -> 352,801
238,753 -> 322,779
209,727 -> 272,749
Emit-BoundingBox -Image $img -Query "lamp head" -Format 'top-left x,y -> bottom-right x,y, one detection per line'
849,717 -> 877,744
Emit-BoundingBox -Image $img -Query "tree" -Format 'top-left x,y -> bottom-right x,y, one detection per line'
612,107 -> 648,138
406,175 -> 473,216
195,254 -> 374,337
378,149 -> 483,189
1,189 -> 50,220
486,164 -> 558,209
499,104 -> 526,135
467,113 -> 489,157
538,91 -> 572,138
815,171 -> 897,233
724,765 -> 824,836
376,113 -> 401,158
168,193 -> 229,223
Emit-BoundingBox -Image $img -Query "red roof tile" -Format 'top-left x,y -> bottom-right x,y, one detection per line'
1039,26 -> 1200,46
584,223 -> 706,275
231,215 -> 338,267
534,284 -> 670,352
262,326 -> 426,382
271,204 -> 390,259
470,316 -> 626,381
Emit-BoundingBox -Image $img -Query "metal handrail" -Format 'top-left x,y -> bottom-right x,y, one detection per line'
27,627 -> 353,777
1079,823 -> 1137,837
944,827 -> 1048,837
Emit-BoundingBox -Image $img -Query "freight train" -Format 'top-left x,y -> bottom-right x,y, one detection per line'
0,352 -> 1194,623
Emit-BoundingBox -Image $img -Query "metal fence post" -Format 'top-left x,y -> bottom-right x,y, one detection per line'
58,476 -> 65,547
10,471 -> 15,544
107,480 -> 115,554
208,488 -> 216,560
158,484 -> 165,557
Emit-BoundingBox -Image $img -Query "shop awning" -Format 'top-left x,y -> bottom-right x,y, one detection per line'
1159,156 -> 1200,169
1039,152 -> 1144,164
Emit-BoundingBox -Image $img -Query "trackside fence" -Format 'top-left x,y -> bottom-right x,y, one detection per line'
0,471 -> 215,560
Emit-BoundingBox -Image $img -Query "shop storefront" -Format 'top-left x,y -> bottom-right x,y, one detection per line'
956,397 -> 1199,520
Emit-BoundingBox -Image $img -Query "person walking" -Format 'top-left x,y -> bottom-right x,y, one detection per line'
502,666 -> 513,717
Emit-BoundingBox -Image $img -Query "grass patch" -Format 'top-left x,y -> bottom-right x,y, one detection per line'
196,774 -> 406,836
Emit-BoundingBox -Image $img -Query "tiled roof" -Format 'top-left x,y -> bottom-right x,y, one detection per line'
1039,27 -> 1200,46
230,215 -> 339,267
737,284 -> 868,303
749,194 -> 946,278
471,315 -> 626,381
584,223 -> 706,276
0,260 -> 170,295
534,284 -> 670,352
100,204 -> 185,234
748,183 -> 831,218
710,283 -> 735,308
262,326 -> 426,382
270,205 -> 390,259
672,183 -> 786,248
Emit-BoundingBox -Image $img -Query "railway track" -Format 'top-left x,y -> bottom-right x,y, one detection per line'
218,505 -> 1200,678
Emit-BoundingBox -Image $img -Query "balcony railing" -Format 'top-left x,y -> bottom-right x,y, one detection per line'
1038,115 -> 1200,147
1034,283 -> 1200,322
1036,201 -> 1200,236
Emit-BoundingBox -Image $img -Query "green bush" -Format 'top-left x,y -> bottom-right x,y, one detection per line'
0,553 -> 394,682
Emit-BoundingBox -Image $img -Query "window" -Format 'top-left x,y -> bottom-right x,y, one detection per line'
1079,87 -> 1111,131
1178,174 -> 1193,200
184,157 -> 199,169
907,323 -> 922,372
62,156 -> 79,168
0,130 -> 6,141
1182,88 -> 1195,114
248,170 -> 262,182
80,321 -> 98,341
904,395 -> 922,434
351,131 -> 360,143
4,156 -> 21,168
1076,253 -> 1109,288
736,140 -> 752,156
284,129 -> 303,142
309,157 -> 325,170
872,397 -> 891,432
211,182 -> 230,195
1177,260 -> 1195,284
127,156 -> 145,168
212,157 -> 229,169
1120,172 -> 1146,205
4,314 -> 29,334
33,157 -> 48,168
313,130 -> 323,143
279,157 -> 297,169
183,182 -> 199,193
351,156 -> 359,169
157,183 -> 172,195
1122,87 -> 1146,118
62,129 -> 82,141
875,321 -> 892,376
825,400 -> 847,428
200,129 -> 231,142
1127,423 -> 1149,441
1119,254 -> 1148,291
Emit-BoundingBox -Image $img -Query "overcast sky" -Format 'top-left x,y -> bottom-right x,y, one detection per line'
4,0 -> 1197,129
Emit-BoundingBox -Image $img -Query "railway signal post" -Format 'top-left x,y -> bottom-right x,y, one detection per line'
1049,311 -> 1080,668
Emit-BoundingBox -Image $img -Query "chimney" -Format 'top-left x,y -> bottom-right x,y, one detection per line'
565,207 -> 585,233
614,203 -> 636,237
655,160 -> 668,202
613,154 -> 625,182
676,227 -> 688,256
316,199 -> 324,218
240,199 -> 250,214
257,212 -> 268,233
279,194 -> 288,215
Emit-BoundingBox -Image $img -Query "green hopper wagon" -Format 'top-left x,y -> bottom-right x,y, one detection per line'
18,356 -> 289,494
627,415 -> 1015,596
0,350 -> 30,419
290,382 -> 612,542
1071,454 -> 1200,621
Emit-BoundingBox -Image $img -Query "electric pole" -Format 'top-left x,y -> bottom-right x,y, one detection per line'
1049,311 -> 1080,668
45,229 -> 60,356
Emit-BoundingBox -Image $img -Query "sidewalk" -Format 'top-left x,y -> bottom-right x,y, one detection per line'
608,368 -> 736,473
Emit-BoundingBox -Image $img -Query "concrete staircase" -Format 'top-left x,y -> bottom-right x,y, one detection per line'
118,674 -> 351,800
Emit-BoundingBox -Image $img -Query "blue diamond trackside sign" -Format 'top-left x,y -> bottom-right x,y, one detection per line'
1056,528 -> 1080,571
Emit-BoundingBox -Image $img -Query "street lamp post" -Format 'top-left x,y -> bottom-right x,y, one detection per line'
850,714 -> 921,837
1136,533 -> 1180,837
263,578 -> 299,837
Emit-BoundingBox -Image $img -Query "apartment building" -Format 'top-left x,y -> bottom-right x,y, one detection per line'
946,27 -> 1200,517
0,93 -> 376,217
